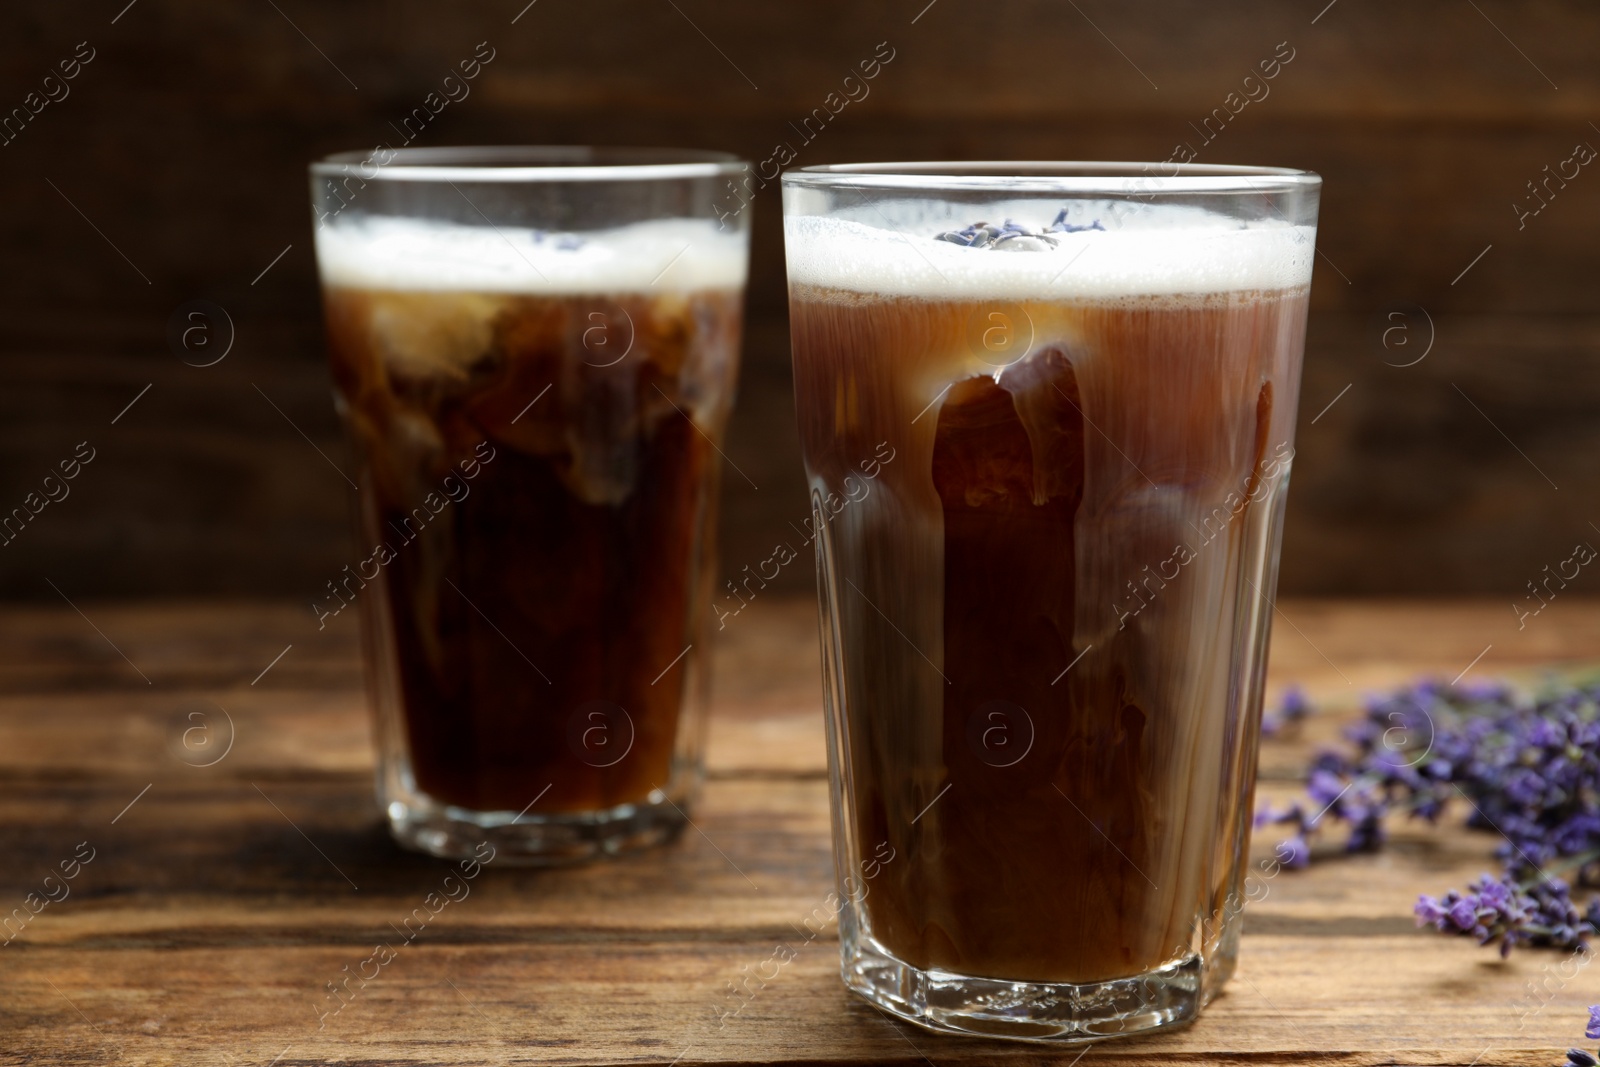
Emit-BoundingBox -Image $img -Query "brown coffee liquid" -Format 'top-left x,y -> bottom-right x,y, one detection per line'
792,286 -> 1306,984
323,286 -> 742,814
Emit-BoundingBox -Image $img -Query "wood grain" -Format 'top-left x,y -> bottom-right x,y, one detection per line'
0,596 -> 1597,1064
1,2 -> 1598,598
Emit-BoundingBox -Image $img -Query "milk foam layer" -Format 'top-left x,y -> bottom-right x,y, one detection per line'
315,216 -> 748,294
785,209 -> 1314,300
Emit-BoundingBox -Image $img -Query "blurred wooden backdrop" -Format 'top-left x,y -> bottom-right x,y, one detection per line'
1,0 -> 1596,600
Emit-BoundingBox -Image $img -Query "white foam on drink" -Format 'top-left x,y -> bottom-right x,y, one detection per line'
784,207 -> 1314,300
315,215 -> 747,293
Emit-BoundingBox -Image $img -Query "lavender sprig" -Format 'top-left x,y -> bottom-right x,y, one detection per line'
1261,681 -> 1599,879
1414,873 -> 1594,957
1561,1006 -> 1600,1067
1261,680 -> 1600,953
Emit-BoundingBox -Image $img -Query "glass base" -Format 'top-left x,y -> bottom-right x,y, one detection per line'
843,930 -> 1201,1043
386,790 -> 689,866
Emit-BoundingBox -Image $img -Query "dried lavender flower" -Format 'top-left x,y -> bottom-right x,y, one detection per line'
1265,679 -> 1600,954
1414,873 -> 1593,957
1047,207 -> 1106,233
1589,1004 -> 1600,1041
1264,680 -> 1599,881
934,215 -> 1108,250
1260,684 -> 1312,737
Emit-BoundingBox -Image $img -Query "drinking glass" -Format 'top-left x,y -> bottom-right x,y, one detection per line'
781,162 -> 1319,1039
310,147 -> 750,863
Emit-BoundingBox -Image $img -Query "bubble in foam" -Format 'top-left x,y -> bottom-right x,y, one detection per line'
315,215 -> 748,294
784,207 -> 1315,301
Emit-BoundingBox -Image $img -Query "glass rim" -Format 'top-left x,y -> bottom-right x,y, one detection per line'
309,145 -> 748,183
781,160 -> 1320,195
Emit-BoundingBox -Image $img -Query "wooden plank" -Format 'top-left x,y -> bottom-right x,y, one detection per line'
2,932 -> 1593,1066
3,600 -> 1599,1064
0,776 -> 1592,1065
2,597 -> 1600,781
0,776 -> 1562,939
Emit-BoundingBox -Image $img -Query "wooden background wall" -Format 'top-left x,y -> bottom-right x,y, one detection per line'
1,0 -> 1597,601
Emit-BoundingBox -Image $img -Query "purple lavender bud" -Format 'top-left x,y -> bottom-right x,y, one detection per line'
1554,812 -> 1600,855
1567,1049 -> 1597,1067
933,222 -> 987,247
933,219 -> 1061,251
1587,1004 -> 1600,1040
1458,680 -> 1506,702
1281,685 -> 1311,721
1344,719 -> 1380,748
1447,898 -> 1479,931
1280,671 -> 1600,958
1411,794 -> 1446,822
1255,801 -> 1299,828
1504,769 -> 1545,807
1414,895 -> 1447,926
1345,811 -> 1387,853
1276,834 -> 1310,869
1476,877 -> 1514,911
1307,769 -> 1347,810
1263,685 -> 1314,737
1526,718 -> 1562,748
1310,750 -> 1351,776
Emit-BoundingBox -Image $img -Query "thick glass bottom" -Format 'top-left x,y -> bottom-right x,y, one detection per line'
386,789 -> 689,865
842,912 -> 1202,1043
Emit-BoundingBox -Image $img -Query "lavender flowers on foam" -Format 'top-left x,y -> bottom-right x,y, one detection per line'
932,210 -> 1105,251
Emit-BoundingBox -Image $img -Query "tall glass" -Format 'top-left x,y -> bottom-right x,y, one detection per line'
782,162 -> 1318,1039
310,147 -> 750,863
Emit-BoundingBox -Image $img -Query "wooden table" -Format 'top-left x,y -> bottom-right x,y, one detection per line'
2,596 -> 1598,1066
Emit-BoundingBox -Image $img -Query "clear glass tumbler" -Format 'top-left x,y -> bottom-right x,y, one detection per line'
782,162 -> 1319,1039
309,147 -> 750,863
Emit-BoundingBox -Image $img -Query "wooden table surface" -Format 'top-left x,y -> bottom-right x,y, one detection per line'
2,595 -> 1598,1066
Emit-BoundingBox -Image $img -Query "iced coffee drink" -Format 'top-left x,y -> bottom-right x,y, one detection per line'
311,148 -> 749,862
782,163 -> 1318,1040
